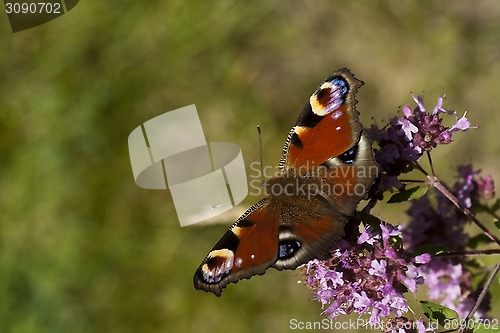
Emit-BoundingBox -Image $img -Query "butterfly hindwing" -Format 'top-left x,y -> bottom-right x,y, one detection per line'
273,215 -> 345,270
193,191 -> 350,295
193,199 -> 281,296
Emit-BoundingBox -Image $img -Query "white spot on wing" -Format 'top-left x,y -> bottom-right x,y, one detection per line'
235,258 -> 243,267
331,110 -> 343,119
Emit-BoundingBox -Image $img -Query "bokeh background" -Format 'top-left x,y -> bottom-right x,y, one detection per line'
1,1 -> 500,332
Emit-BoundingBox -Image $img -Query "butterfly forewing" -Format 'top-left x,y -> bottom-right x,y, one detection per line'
281,68 -> 364,171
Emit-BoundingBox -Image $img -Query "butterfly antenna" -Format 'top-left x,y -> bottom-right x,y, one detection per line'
257,125 -> 265,183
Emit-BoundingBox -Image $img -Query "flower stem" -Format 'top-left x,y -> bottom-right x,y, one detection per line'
428,176 -> 500,246
413,161 -> 430,177
426,151 -> 437,177
480,203 -> 500,221
413,161 -> 500,246
458,263 -> 500,333
435,249 -> 500,258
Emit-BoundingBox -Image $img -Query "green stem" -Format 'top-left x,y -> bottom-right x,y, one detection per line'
480,203 -> 500,221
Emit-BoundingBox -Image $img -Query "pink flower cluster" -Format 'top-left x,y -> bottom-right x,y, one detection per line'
303,93 -> 495,328
367,96 -> 473,191
404,165 -> 495,318
304,223 -> 430,326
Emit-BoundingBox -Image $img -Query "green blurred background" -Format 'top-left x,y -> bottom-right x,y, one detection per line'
1,1 -> 500,332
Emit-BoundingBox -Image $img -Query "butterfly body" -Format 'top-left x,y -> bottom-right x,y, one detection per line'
194,68 -> 378,296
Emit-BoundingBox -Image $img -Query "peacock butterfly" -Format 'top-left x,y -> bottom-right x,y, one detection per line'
193,68 -> 379,296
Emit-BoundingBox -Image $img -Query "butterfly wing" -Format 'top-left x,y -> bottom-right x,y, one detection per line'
193,194 -> 348,296
193,199 -> 281,296
269,68 -> 378,268
194,68 -> 378,296
269,178 -> 351,271
280,68 -> 363,169
280,68 -> 378,214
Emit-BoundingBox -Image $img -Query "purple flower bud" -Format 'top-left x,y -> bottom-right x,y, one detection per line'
353,291 -> 372,310
453,164 -> 495,207
413,95 -> 426,113
432,96 -> 444,115
384,248 -> 398,260
403,105 -> 413,118
369,259 -> 388,278
477,175 -> 495,200
397,117 -> 419,140
379,144 -> 401,164
438,130 -> 452,144
450,111 -> 472,132
414,253 -> 431,264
